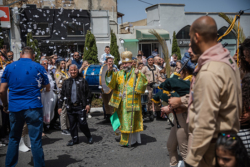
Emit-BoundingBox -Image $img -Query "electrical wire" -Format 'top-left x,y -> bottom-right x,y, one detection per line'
243,8 -> 250,11
138,0 -> 154,6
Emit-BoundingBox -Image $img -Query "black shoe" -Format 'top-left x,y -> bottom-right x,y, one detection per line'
105,118 -> 111,123
115,136 -> 121,142
67,140 -> 74,146
61,130 -> 71,135
50,125 -> 60,130
66,140 -> 79,146
44,125 -> 50,132
88,137 -> 93,144
149,111 -> 154,121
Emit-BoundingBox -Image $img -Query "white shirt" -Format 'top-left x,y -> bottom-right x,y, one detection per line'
100,53 -> 113,64
48,65 -> 56,72
154,64 -> 162,71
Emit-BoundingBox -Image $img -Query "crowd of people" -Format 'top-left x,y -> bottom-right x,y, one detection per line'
0,16 -> 249,167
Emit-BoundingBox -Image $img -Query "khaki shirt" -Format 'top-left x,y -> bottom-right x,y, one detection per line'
186,61 -> 242,166
54,71 -> 68,90
181,94 -> 189,108
141,65 -> 161,84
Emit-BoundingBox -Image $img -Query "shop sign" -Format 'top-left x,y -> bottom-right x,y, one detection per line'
0,7 -> 11,28
177,39 -> 190,46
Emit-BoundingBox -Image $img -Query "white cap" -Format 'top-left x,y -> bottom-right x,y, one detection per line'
106,55 -> 114,59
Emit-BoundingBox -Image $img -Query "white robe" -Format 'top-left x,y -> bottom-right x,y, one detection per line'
41,73 -> 57,124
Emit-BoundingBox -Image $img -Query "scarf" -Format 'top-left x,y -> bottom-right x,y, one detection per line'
61,70 -> 69,79
147,65 -> 156,82
187,43 -> 236,122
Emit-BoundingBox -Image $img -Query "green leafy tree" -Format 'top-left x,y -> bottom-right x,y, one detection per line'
26,32 -> 41,62
172,31 -> 181,60
0,27 -> 4,49
83,30 -> 99,64
110,30 -> 120,65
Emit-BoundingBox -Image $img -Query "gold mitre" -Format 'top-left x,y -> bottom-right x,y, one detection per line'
121,51 -> 133,63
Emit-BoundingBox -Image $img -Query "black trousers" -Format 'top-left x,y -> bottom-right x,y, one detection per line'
67,105 -> 91,143
0,106 -> 10,138
50,102 -> 59,127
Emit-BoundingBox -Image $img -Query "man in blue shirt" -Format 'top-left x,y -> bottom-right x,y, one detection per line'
152,47 -> 158,57
71,52 -> 82,69
0,46 -> 50,167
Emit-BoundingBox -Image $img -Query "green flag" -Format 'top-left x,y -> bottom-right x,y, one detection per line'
110,112 -> 120,131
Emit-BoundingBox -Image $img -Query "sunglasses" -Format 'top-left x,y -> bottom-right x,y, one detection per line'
74,54 -> 79,56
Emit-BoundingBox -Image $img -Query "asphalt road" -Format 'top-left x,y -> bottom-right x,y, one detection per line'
0,112 -> 173,167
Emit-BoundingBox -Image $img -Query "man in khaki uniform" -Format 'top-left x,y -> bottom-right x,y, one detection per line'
185,16 -> 242,167
102,56 -> 114,122
141,56 -> 164,119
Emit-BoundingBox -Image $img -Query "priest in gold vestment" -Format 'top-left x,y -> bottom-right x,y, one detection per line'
106,51 -> 148,146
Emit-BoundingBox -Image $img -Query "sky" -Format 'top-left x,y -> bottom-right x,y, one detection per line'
117,0 -> 250,23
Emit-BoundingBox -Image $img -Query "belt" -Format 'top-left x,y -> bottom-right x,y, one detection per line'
71,102 -> 81,107
211,138 -> 217,143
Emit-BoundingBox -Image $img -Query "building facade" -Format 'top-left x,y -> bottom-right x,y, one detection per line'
1,0 -> 121,61
117,3 -> 250,58
3,0 -> 119,33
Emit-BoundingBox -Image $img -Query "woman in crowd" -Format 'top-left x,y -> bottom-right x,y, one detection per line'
49,55 -> 57,73
54,59 -> 70,135
137,50 -> 147,65
238,38 -> 250,156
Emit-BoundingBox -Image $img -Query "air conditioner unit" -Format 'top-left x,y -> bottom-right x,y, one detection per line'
42,6 -> 52,9
130,27 -> 134,34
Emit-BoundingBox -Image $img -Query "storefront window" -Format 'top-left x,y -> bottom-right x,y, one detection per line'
176,25 -> 190,39
67,23 -> 84,36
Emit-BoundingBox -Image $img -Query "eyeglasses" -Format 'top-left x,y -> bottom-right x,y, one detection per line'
243,55 -> 250,59
43,63 -> 48,65
74,54 -> 79,56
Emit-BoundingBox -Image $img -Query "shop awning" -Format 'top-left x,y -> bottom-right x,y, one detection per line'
123,39 -> 139,42
136,29 -> 169,40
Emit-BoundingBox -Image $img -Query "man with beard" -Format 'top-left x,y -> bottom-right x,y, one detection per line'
141,56 -> 165,120
185,16 -> 242,167
106,51 -> 147,146
154,56 -> 166,79
7,51 -> 14,63
72,52 -> 82,69
102,56 -> 114,122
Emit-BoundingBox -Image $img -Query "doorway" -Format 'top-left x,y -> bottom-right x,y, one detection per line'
139,43 -> 160,58
139,44 -> 151,58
